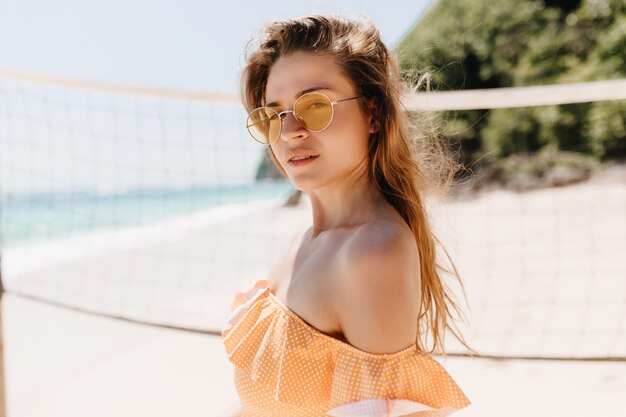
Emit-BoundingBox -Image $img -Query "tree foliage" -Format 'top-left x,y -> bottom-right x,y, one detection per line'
397,0 -> 626,166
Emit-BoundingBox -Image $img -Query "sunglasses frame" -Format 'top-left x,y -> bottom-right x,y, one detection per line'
246,91 -> 363,144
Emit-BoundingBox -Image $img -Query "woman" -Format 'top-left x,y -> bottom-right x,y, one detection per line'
221,14 -> 475,417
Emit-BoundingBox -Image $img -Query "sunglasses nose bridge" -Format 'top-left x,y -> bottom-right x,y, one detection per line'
276,109 -> 309,143
277,109 -> 299,126
278,110 -> 307,133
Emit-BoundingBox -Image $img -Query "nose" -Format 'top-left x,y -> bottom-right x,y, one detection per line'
279,111 -> 308,142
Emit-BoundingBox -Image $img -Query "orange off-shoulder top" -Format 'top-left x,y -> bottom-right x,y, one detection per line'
221,278 -> 471,417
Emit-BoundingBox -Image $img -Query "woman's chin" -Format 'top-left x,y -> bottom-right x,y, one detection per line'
292,184 -> 314,193
288,177 -> 319,193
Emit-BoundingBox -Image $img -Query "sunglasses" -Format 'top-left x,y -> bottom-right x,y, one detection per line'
245,92 -> 363,144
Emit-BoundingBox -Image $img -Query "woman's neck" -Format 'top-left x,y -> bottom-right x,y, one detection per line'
306,175 -> 389,239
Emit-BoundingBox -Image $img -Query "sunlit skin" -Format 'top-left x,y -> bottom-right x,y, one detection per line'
266,51 -> 390,238
263,51 -> 420,354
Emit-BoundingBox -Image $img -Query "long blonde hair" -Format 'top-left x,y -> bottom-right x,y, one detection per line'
241,14 -> 477,358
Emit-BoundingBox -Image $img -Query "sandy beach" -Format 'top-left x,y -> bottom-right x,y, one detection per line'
2,166 -> 625,416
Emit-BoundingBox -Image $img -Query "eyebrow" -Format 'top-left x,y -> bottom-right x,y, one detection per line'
264,86 -> 329,108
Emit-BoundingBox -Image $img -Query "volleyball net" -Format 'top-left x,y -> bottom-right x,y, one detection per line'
0,68 -> 624,360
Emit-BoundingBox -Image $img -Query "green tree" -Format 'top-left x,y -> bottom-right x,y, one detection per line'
397,0 -> 626,166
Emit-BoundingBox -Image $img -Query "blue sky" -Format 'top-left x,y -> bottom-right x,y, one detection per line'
0,1 -> 432,194
0,0 -> 432,92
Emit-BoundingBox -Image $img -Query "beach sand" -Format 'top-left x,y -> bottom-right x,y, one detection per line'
5,293 -> 626,417
3,168 -> 625,416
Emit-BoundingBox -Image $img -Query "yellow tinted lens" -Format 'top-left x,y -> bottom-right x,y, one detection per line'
246,107 -> 281,143
294,93 -> 333,131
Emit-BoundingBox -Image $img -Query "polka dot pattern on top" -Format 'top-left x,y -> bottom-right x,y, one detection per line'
221,278 -> 471,417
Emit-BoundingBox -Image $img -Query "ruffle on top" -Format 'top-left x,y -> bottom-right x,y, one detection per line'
222,278 -> 471,417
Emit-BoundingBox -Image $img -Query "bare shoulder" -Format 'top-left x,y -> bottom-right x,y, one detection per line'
335,220 -> 421,354
344,219 -> 418,264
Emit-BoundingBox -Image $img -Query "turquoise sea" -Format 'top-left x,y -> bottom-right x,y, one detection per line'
0,180 -> 294,249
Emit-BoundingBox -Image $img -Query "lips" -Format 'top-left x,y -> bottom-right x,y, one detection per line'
286,154 -> 319,167
289,155 -> 317,161
286,150 -> 320,162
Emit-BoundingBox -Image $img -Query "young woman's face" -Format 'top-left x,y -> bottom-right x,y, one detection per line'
265,51 -> 373,192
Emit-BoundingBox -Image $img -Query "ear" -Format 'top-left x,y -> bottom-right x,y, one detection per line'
366,99 -> 381,133
369,120 -> 381,134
